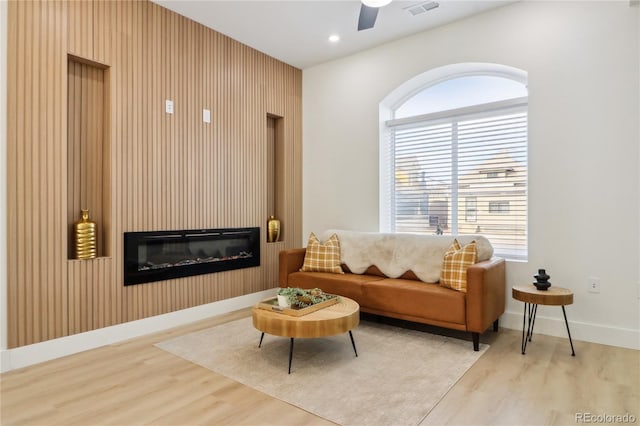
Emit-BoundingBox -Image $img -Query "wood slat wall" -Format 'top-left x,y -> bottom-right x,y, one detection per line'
6,0 -> 302,348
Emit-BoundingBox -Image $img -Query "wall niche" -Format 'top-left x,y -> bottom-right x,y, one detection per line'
67,55 -> 111,259
266,114 -> 285,242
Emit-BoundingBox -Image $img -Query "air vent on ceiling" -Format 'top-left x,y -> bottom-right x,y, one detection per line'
405,1 -> 439,16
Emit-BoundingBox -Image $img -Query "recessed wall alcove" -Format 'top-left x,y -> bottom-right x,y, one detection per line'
267,114 -> 285,242
67,55 -> 111,259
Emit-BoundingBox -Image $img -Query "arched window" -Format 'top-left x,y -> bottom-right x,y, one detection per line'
380,64 -> 528,260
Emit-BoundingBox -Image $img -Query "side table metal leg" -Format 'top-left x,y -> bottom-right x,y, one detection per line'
348,330 -> 358,357
561,305 -> 576,356
288,338 -> 294,374
528,304 -> 538,342
521,303 -> 527,354
258,332 -> 264,348
522,303 -> 538,355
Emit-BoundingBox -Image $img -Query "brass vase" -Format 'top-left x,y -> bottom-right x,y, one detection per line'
74,209 -> 97,259
267,215 -> 281,242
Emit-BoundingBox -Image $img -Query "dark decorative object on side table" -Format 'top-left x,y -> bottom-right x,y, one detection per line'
533,268 -> 551,291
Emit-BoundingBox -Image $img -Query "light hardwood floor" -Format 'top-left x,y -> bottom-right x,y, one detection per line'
1,309 -> 638,426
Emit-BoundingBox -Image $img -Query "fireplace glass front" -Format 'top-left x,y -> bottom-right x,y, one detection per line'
124,227 -> 260,285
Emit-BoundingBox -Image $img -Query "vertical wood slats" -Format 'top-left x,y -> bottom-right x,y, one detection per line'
7,0 -> 302,348
7,0 -> 70,348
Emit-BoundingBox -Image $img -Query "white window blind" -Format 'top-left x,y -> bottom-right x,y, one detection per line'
385,99 -> 528,260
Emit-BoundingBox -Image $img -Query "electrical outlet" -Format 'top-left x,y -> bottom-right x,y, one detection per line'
588,276 -> 600,293
165,99 -> 174,114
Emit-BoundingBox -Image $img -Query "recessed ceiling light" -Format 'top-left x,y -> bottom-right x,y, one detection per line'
362,0 -> 392,7
328,34 -> 340,43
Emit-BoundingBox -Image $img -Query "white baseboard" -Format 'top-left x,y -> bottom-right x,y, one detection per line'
3,294 -> 636,374
500,310 -> 640,351
0,289 -> 275,373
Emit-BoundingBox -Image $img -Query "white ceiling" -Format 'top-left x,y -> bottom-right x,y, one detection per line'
152,0 -> 513,69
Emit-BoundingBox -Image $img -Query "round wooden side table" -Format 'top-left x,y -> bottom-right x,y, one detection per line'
512,284 -> 575,356
252,296 -> 360,373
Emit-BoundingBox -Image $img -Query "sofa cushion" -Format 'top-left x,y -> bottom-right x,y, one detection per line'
361,278 -> 466,326
300,232 -> 344,274
322,229 -> 492,283
287,271 -> 384,301
440,239 -> 477,293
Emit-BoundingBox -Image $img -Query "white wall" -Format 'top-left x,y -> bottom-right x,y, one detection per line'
303,1 -> 640,349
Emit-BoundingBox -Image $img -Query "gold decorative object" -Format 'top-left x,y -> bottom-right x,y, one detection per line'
74,209 -> 97,259
267,215 -> 281,242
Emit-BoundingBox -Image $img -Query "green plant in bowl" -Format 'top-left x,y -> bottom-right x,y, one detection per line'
276,287 -> 298,307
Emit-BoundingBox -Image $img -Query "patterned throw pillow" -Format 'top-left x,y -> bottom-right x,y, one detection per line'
300,232 -> 344,274
440,239 -> 477,292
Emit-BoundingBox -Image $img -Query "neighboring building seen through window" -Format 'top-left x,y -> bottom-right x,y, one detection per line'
465,197 -> 477,223
382,71 -> 528,260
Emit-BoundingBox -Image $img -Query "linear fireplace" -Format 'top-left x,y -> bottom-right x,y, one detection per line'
124,227 -> 260,285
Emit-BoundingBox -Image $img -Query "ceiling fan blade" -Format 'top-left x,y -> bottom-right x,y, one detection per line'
358,4 -> 379,31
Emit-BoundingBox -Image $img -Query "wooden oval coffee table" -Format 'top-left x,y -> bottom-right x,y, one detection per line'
252,296 -> 360,373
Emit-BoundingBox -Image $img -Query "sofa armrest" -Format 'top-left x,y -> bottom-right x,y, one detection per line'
465,257 -> 506,333
278,248 -> 306,286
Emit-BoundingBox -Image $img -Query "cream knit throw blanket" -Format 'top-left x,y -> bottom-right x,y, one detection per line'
321,230 -> 493,283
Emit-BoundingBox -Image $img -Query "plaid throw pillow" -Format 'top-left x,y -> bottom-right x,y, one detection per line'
300,232 -> 344,274
440,239 -> 477,293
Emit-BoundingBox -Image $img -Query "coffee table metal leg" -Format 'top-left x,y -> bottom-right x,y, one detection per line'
562,305 -> 576,356
258,332 -> 264,348
288,338 -> 294,374
349,330 -> 358,357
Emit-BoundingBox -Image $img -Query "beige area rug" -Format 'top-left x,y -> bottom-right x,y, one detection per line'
156,317 -> 488,426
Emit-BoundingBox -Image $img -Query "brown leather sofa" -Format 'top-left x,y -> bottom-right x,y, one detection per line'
279,248 -> 506,350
